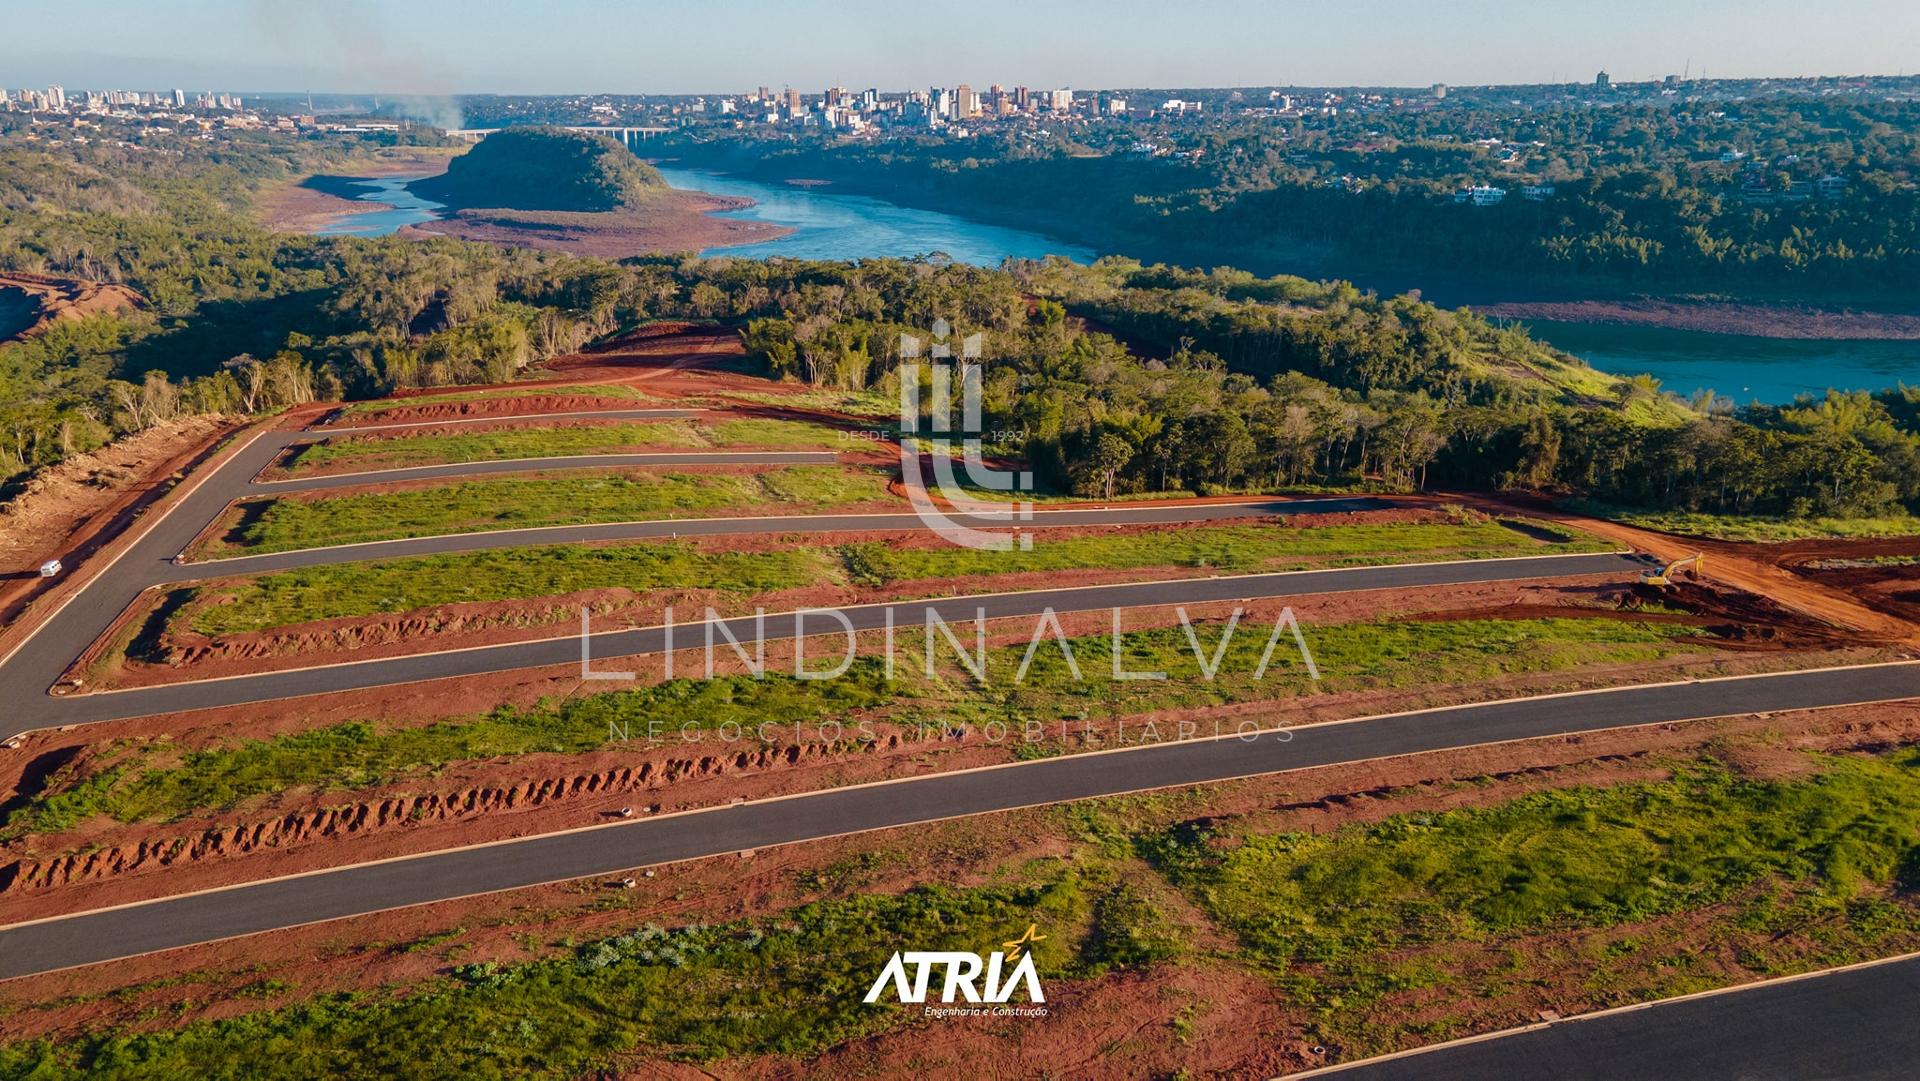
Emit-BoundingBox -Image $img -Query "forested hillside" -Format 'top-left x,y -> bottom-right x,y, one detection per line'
667,96 -> 1920,302
411,128 -> 664,212
2,128 -> 1917,528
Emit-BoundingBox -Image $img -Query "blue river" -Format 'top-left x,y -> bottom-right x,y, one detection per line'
306,168 -> 1917,403
654,167 -> 1095,264
313,176 -> 446,237
1521,320 -> 1920,406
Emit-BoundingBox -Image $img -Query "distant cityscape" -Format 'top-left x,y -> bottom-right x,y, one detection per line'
0,84 -> 400,138
10,71 -> 1920,134
452,71 -> 1920,133
3,71 -> 1902,206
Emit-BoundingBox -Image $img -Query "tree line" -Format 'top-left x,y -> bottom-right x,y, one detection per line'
3,130 -> 1916,527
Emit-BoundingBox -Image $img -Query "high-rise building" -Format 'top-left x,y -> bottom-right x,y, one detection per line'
954,84 -> 979,118
784,87 -> 804,117
1594,70 -> 1612,92
1048,88 -> 1073,114
47,85 -> 65,109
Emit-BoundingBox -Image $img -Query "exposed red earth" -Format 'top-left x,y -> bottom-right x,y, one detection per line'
0,271 -> 144,342
3,324 -> 1919,1073
4,697 -> 1918,1078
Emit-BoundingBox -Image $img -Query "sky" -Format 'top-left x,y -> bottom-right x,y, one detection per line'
5,0 -> 1919,96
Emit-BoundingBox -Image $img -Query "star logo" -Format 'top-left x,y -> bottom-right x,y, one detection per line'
1001,924 -> 1047,960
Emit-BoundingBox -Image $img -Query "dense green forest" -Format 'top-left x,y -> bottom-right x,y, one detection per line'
2,127 -> 1917,526
667,96 -> 1920,300
411,127 -> 664,212
740,258 -> 1920,518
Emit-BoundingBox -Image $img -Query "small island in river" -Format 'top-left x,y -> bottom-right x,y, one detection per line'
268,130 -> 788,255
403,127 -> 789,255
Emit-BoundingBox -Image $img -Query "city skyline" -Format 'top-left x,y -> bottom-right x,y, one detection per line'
9,0 -> 1920,96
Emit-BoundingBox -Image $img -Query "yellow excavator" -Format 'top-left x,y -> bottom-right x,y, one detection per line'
1640,552 -> 1705,587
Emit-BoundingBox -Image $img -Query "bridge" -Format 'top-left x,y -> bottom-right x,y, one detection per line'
444,126 -> 674,148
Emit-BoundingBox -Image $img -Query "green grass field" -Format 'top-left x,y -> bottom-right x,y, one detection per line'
189,518 -> 1599,637
214,466 -> 895,554
1568,500 -> 1920,542
339,384 -> 657,415
280,419 -> 849,475
13,748 -> 1920,1076
12,616 -> 1702,834
843,519 -> 1606,584
721,388 -> 897,420
6,662 -> 901,837
183,542 -> 840,636
0,877 -> 1094,1077
1148,748 -> 1920,1052
703,418 -> 849,447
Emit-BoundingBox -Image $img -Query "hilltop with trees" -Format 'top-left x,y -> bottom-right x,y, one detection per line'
1,126 -> 1916,533
412,128 -> 665,213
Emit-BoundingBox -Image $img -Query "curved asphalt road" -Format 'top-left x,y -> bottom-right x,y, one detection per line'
1308,953 -> 1920,1080
24,551 -> 1641,729
165,500 -> 1397,580
249,451 -> 841,493
3,660 -> 1917,980
6,410 -> 1920,1072
2,407 -> 1500,735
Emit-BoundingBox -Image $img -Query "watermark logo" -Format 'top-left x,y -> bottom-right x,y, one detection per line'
899,319 -> 1034,551
863,924 -> 1049,1016
578,603 -> 1319,692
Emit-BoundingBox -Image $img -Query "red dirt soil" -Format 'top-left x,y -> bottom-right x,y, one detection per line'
4,700 -> 1918,1077
1465,494 -> 1920,646
1477,297 -> 1920,340
1774,537 -> 1920,625
0,271 -> 143,341
400,189 -> 790,258
0,416 -> 241,655
5,582 -> 1883,919
108,510 -> 1473,683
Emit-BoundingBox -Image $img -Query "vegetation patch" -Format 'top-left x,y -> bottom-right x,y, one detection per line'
339,383 -> 656,415
843,519 -> 1605,585
0,878 -> 1094,1077
188,518 -> 1595,636
3,661 -> 901,836
215,466 -> 894,553
283,422 -> 707,471
185,542 -> 842,636
10,617 -> 1700,832
411,127 -> 666,213
1569,501 -> 1920,542
18,747 -> 1920,1075
282,419 -> 847,474
1149,748 -> 1920,1052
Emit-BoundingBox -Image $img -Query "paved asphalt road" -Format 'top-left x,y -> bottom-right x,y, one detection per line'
1313,954 -> 1920,1080
318,406 -> 696,433
249,451 -> 841,492
3,661 -> 1917,979
26,551 -> 1641,730
6,410 -> 1920,1074
5,406 -> 1522,734
164,499 -> 1398,580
